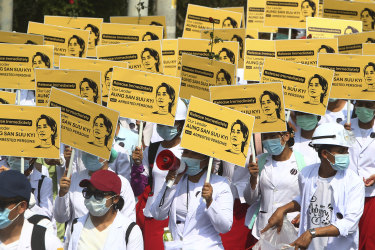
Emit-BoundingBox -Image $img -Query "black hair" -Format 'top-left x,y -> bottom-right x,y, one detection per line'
318,45 -> 335,53
231,119 -> 249,153
231,34 -> 243,57
93,114 -> 113,146
150,21 -> 163,26
32,52 -> 51,68
105,67 -> 113,79
344,26 -> 359,34
366,38 -> 375,43
260,91 -> 282,119
84,24 -> 100,46
36,114 -> 58,146
0,98 -> 9,104
68,35 -> 85,57
80,78 -> 99,103
141,48 -> 160,72
361,8 -> 375,29
216,69 -> 232,85
142,32 -> 159,41
285,123 -> 295,147
308,74 -> 328,103
111,193 -> 124,211
313,144 -> 336,158
246,35 -> 255,39
156,82 -> 176,112
222,17 -> 238,28
218,48 -> 235,64
25,40 -> 37,45
301,0 -> 316,17
364,62 -> 375,77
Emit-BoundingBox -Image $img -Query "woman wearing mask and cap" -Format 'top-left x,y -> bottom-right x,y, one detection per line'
130,98 -> 187,250
54,149 -> 135,249
150,149 -> 233,249
244,125 -> 307,240
68,170 -> 143,249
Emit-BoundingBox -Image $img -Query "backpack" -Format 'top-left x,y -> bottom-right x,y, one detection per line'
28,214 -> 51,250
31,175 -> 46,205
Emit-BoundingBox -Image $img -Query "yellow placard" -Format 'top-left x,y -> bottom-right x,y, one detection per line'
107,67 -> 181,126
59,57 -> 128,106
261,58 -> 334,115
276,38 -> 338,65
44,16 -> 103,57
245,28 -> 259,39
162,39 -> 178,76
246,0 -> 277,33
180,54 -> 236,100
323,0 -> 375,32
219,7 -> 245,27
0,105 -> 61,158
244,39 -> 276,81
181,96 -> 255,167
183,4 -> 243,38
110,16 -> 167,38
27,22 -> 90,67
49,88 -> 118,159
0,44 -> 54,90
306,17 -> 363,38
177,38 -> 239,76
318,53 -> 375,100
201,28 -> 246,68
363,43 -> 375,55
264,0 -> 319,29
100,23 -> 163,45
0,91 -> 16,105
35,69 -> 101,106
210,82 -> 286,133
96,40 -> 164,73
0,31 -> 44,45
337,31 -> 375,54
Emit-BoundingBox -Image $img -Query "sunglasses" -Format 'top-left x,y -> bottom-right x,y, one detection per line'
82,188 -> 113,200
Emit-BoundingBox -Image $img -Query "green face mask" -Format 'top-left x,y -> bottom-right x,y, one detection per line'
296,114 -> 318,131
329,98 -> 338,103
356,106 -> 375,123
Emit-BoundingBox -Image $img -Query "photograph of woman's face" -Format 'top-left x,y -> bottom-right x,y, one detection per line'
80,81 -> 95,102
141,51 -> 157,71
68,37 -> 81,57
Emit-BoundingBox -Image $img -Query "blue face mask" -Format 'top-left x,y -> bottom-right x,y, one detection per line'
355,106 -> 375,123
84,195 -> 115,217
329,98 -> 338,103
182,157 -> 206,176
81,152 -> 103,172
296,115 -> 318,131
262,137 -> 285,156
7,157 -> 30,172
0,203 -> 21,229
157,125 -> 179,141
327,151 -> 350,171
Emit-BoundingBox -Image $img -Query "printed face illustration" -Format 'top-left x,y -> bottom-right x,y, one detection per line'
156,87 -> 172,108
308,78 -> 323,98
143,35 -> 152,41
68,38 -> 81,57
37,118 -> 53,141
80,81 -> 95,102
261,94 -> 277,115
219,51 -> 231,63
230,124 -> 245,147
141,51 -> 157,70
93,117 -> 108,139
32,55 -> 48,69
216,72 -> 228,85
365,65 -> 375,85
105,71 -> 113,93
85,27 -> 97,49
301,1 -> 314,18
361,10 -> 373,29
222,19 -> 233,28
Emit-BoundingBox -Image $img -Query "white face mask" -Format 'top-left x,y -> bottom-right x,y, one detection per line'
84,195 -> 116,217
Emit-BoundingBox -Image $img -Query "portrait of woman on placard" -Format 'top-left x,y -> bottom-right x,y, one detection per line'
303,74 -> 328,108
231,34 -> 244,59
216,69 -> 232,85
84,24 -> 100,50
141,47 -> 160,73
344,26 -> 359,34
218,48 -> 235,64
32,52 -> 51,69
317,45 -> 335,54
260,90 -> 285,124
226,119 -> 249,159
363,62 -> 375,92
222,17 -> 238,28
300,0 -> 316,22
35,114 -> 59,149
0,98 -> 9,104
67,35 -> 85,57
80,78 -> 99,103
361,8 -> 375,31
88,113 -> 113,151
142,32 -> 159,41
152,82 -> 176,118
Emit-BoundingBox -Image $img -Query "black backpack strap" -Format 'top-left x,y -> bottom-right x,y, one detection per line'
31,224 -> 46,250
125,222 -> 137,245
28,214 -> 50,225
37,175 -> 46,205
147,141 -> 162,193
71,218 -> 79,234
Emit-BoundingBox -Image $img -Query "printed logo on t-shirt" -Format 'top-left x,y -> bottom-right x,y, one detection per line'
308,195 -> 333,226
290,168 -> 298,175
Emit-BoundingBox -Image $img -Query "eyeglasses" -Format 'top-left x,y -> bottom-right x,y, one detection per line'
82,188 -> 113,200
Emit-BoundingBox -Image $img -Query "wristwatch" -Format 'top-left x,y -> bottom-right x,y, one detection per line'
309,228 -> 317,238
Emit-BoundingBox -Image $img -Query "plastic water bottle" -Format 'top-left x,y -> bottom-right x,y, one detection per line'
163,227 -> 173,242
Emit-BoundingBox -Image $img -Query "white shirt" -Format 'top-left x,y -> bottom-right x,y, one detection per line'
319,102 -> 353,125
77,216 -> 110,250
29,168 -> 53,219
293,129 -> 320,166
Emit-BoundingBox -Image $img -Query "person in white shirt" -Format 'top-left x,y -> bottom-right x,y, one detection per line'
262,123 -> 364,250
68,170 -> 143,250
319,99 -> 353,125
150,149 -> 233,249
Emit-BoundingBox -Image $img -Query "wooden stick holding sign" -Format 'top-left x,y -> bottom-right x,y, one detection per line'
138,121 -> 144,148
16,89 -> 25,174
347,101 -> 351,125
66,148 -> 76,178
251,136 -> 256,164
205,157 -> 214,183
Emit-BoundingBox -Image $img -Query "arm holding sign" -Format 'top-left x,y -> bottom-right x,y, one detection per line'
54,169 -> 73,223
243,157 -> 261,206
130,146 -> 149,196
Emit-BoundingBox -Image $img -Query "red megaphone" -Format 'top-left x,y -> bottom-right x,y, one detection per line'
156,150 -> 180,171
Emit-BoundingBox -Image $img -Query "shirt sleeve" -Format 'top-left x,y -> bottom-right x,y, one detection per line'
45,229 -> 64,249
120,176 -> 136,222
243,175 -> 260,206
130,147 -> 150,196
150,182 -> 177,220
53,190 -> 73,223
292,171 -> 304,206
126,224 -> 144,250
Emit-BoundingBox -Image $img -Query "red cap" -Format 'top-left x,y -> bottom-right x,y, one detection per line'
79,170 -> 121,195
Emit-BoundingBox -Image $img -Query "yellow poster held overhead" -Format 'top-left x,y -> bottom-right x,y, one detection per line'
110,16 -> 167,38
162,39 -> 178,76
27,22 -> 90,67
276,38 -> 338,65
201,28 -> 246,68
244,39 -> 276,81
363,43 -> 375,55
59,57 -> 128,106
0,31 -> 44,45
181,96 -> 255,167
219,7 -> 245,27
337,31 -> 375,54
35,69 -> 101,106
246,0 -> 277,33
44,16 -> 103,57
0,91 -> 16,104
306,17 -> 362,39
49,88 -> 119,160
264,0 -> 319,29
0,44 -> 54,90
183,4 -> 243,38
318,53 -> 375,100
96,40 -> 164,73
177,38 -> 239,75
100,23 -> 163,45
107,67 -> 181,126
180,54 -> 236,100
261,58 -> 334,116
210,82 -> 286,133
0,105 -> 61,158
